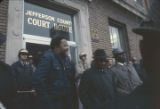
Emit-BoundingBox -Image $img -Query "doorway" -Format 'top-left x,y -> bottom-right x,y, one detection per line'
26,42 -> 50,66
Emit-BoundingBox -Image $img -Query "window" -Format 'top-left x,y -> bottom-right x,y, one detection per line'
109,19 -> 127,53
134,0 -> 143,6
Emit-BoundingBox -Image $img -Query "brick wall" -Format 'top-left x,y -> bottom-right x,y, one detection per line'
89,0 -> 143,60
0,0 -> 8,61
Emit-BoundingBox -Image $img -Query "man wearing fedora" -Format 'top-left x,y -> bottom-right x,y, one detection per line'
79,49 -> 116,109
0,33 -> 16,109
111,48 -> 142,96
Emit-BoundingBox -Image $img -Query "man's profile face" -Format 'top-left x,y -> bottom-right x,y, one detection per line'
58,39 -> 69,57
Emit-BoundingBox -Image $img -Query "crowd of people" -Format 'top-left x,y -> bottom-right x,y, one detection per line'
0,0 -> 160,109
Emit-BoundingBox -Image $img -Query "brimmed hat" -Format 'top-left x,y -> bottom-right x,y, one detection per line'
133,0 -> 160,36
112,48 -> 125,56
131,57 -> 137,62
19,49 -> 28,54
79,52 -> 86,57
0,33 -> 6,45
93,49 -> 108,59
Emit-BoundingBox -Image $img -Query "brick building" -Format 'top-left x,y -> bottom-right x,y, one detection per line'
0,0 -> 152,65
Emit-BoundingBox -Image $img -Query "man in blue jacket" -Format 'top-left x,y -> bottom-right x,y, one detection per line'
12,49 -> 35,109
33,36 -> 77,109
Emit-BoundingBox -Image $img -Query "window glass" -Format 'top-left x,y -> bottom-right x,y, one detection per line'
109,25 -> 124,51
24,2 -> 74,41
134,0 -> 143,6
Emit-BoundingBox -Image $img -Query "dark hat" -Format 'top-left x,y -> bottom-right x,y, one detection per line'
133,0 -> 160,36
0,33 -> 6,45
112,48 -> 125,56
79,52 -> 87,57
93,49 -> 108,59
131,57 -> 137,62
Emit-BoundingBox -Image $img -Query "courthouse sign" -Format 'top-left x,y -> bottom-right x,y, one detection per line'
24,2 -> 73,39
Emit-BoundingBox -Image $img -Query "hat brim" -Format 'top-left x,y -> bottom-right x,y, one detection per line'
133,27 -> 160,36
80,54 -> 86,57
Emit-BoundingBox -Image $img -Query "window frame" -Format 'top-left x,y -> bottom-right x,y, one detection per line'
108,18 -> 130,60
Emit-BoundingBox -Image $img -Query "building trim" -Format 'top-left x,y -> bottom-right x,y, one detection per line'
112,0 -> 146,19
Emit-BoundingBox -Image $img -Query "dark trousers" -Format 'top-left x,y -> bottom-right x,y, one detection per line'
16,93 -> 35,109
35,94 -> 74,109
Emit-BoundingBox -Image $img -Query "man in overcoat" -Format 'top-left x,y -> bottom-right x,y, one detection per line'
111,49 -> 142,96
79,49 -> 116,109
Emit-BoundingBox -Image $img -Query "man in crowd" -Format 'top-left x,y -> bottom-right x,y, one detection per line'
111,49 -> 142,96
79,49 -> 115,109
32,36 -> 77,109
106,58 -> 113,68
0,33 -> 16,109
131,57 -> 148,82
28,55 -> 36,72
12,49 -> 35,109
76,52 -> 89,109
76,52 -> 89,83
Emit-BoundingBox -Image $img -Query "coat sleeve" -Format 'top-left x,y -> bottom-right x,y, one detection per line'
79,71 -> 94,109
128,65 -> 143,87
32,52 -> 52,102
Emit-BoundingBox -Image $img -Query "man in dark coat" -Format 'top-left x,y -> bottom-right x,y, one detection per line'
12,49 -> 35,109
32,36 -> 77,109
111,49 -> 142,96
0,33 -> 16,109
79,49 -> 116,109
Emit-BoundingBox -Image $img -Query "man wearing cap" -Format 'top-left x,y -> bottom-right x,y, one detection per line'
12,49 -> 35,109
32,36 -> 77,109
76,52 -> 89,109
0,33 -> 16,109
76,52 -> 89,82
28,55 -> 36,72
111,48 -> 142,96
79,49 -> 116,109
